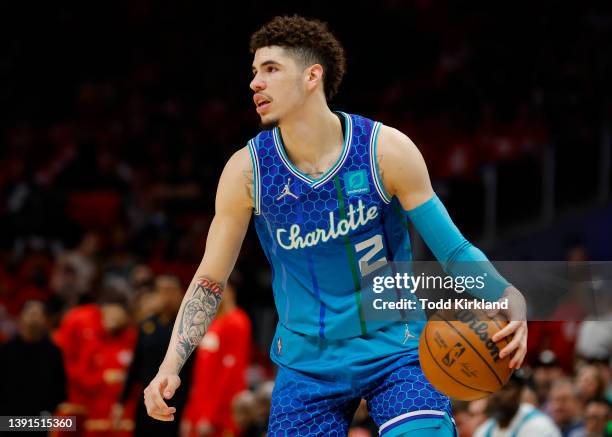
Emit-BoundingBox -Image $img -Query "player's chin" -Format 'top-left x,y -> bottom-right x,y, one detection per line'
260,115 -> 280,130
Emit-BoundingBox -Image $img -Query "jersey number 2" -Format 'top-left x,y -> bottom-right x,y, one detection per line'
355,235 -> 387,276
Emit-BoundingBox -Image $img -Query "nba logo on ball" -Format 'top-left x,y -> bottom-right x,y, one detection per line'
344,170 -> 369,196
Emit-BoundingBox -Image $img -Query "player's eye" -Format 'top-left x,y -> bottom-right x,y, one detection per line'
267,66 -> 278,72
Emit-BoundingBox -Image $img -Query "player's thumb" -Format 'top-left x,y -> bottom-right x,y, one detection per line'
163,376 -> 181,399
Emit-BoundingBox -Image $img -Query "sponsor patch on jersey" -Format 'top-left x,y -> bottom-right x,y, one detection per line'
344,170 -> 369,196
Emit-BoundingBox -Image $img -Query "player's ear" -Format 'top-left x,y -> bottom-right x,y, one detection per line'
304,64 -> 324,92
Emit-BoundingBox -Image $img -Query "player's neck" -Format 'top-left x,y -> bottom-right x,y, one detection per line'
278,100 -> 343,164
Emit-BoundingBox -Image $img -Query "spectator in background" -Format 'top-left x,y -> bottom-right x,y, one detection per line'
575,365 -> 607,407
0,300 -> 66,417
252,381 -> 274,436
113,274 -> 194,437
526,242 -> 590,374
470,399 -> 490,432
231,390 -> 259,437
228,382 -> 273,437
74,292 -> 136,437
128,264 -> 157,322
575,292 -> 612,366
53,300 -> 103,412
182,277 -> 252,437
570,398 -> 611,437
533,351 -> 566,407
547,379 -> 584,437
454,398 -> 489,437
475,372 -> 560,437
454,400 -> 472,437
51,232 -> 100,307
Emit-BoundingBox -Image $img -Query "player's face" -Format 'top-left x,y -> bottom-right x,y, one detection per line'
250,46 -> 307,129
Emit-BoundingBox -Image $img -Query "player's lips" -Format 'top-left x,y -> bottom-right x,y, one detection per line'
254,94 -> 272,114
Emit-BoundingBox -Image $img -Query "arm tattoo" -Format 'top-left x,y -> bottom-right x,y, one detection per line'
175,277 -> 223,370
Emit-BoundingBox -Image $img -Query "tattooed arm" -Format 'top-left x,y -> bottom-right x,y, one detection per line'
174,277 -> 223,367
144,147 -> 253,422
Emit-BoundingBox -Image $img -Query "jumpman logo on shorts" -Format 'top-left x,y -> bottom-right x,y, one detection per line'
403,324 -> 414,344
277,177 -> 299,201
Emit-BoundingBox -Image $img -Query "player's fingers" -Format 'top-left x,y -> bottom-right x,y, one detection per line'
500,324 -> 526,364
508,327 -> 527,369
491,320 -> 520,342
499,325 -> 524,359
148,386 -> 176,414
143,395 -> 157,418
148,411 -> 175,422
509,344 -> 526,369
144,394 -> 176,419
164,376 -> 181,399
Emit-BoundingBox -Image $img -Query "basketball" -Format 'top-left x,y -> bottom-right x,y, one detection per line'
419,308 -> 513,401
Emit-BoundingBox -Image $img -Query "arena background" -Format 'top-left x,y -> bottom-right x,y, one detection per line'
1,1 -> 611,436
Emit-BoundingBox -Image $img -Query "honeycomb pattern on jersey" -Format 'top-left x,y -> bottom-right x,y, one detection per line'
364,360 -> 453,428
268,367 -> 359,436
255,115 -> 382,233
268,358 -> 453,435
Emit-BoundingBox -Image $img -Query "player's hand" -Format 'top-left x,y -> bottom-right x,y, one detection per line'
487,286 -> 528,370
143,371 -> 181,421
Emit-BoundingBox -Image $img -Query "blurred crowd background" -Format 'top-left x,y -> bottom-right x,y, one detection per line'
1,1 -> 611,436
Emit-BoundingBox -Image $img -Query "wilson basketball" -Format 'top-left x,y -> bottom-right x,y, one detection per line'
419,308 -> 513,400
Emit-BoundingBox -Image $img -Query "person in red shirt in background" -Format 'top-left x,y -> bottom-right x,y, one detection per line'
53,302 -> 103,423
78,292 -> 137,437
526,241 -> 590,374
182,275 -> 252,437
53,292 -> 137,437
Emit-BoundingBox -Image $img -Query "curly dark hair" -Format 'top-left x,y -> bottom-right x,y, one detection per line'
250,15 -> 346,101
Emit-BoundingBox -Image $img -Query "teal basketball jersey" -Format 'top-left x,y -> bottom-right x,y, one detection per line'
248,112 -> 419,340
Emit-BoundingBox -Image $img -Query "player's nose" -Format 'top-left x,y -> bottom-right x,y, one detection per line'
250,74 -> 266,92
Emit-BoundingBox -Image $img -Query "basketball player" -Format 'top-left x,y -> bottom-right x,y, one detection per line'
144,16 -> 528,436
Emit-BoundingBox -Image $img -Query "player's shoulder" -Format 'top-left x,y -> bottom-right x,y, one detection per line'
375,123 -> 426,183
226,145 -> 252,171
376,124 -> 419,157
220,145 -> 253,185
